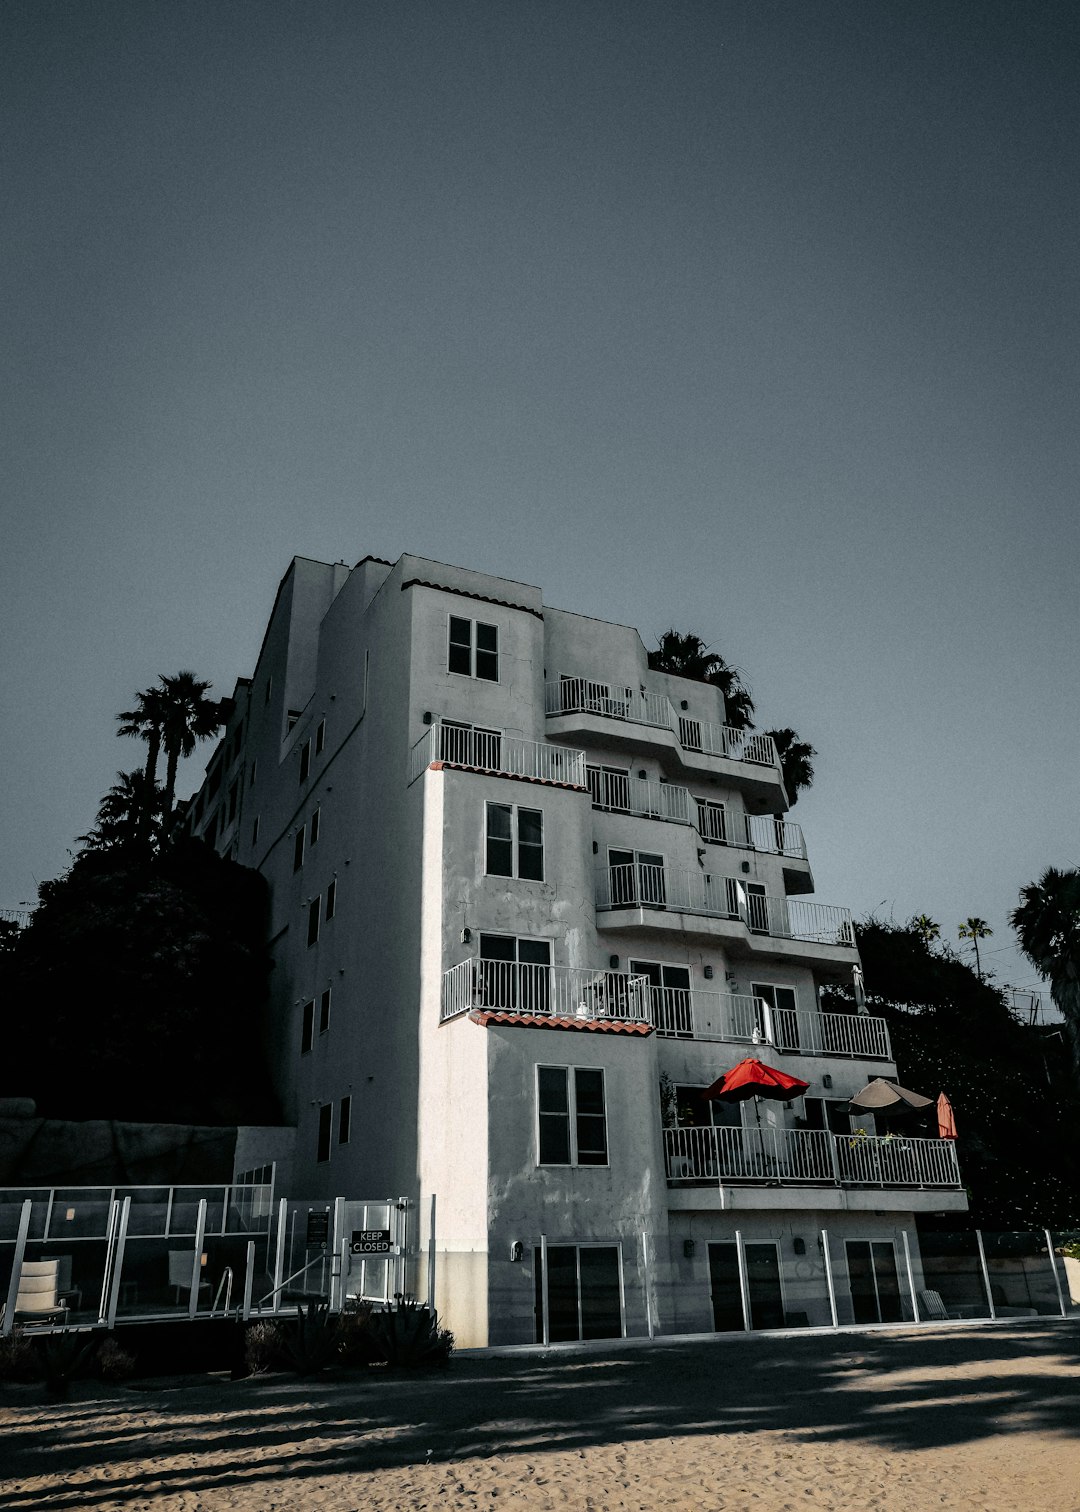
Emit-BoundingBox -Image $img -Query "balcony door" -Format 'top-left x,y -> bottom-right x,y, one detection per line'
478,934 -> 551,1014
845,1240 -> 903,1324
608,849 -> 665,908
438,720 -> 501,769
587,764 -> 630,812
631,959 -> 691,1035
534,1243 -> 624,1342
751,982 -> 798,1048
708,1241 -> 785,1332
742,882 -> 769,933
696,799 -> 727,844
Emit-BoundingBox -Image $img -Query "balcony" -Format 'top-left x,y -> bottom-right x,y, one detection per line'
650,989 -> 891,1059
441,959 -> 650,1025
588,769 -> 693,825
596,863 -> 855,952
410,721 -> 586,789
664,1127 -> 962,1190
545,675 -> 784,800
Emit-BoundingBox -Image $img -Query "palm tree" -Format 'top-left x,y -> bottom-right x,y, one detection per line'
158,671 -> 223,816
910,914 -> 941,949
1011,868 -> 1080,1071
958,917 -> 993,980
117,685 -> 169,835
763,727 -> 816,807
647,630 -> 756,730
77,770 -> 164,853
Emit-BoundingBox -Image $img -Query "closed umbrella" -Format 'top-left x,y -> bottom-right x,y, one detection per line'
936,1091 -> 958,1139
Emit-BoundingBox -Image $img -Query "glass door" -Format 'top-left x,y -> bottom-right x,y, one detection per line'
534,1244 -> 623,1342
846,1240 -> 903,1324
708,1241 -> 785,1331
478,935 -> 551,1013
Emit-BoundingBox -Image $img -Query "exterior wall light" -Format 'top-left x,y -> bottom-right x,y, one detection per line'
793,1236 -> 806,1256
703,965 -> 714,980
510,1240 -> 524,1262
683,1238 -> 695,1258
822,1074 -> 833,1088
461,927 -> 472,944
423,711 -> 433,725
609,955 -> 619,969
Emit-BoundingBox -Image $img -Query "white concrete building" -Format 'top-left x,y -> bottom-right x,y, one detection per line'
185,553 -> 967,1347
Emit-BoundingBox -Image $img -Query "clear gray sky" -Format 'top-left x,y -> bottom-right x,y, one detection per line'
3,1 -> 1077,999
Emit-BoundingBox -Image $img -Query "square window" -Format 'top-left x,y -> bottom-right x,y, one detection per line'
316,1104 -> 332,1163
485,803 -> 543,881
447,616 -> 498,681
537,1065 -> 608,1167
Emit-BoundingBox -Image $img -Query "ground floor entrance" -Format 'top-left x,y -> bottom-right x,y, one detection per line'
533,1243 -> 624,1343
708,1241 -> 785,1331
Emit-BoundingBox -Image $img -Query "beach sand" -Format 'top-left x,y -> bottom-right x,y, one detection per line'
2,1321 -> 1078,1511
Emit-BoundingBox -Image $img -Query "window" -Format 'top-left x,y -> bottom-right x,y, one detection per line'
325,879 -> 337,920
309,808 -> 320,846
537,1066 -> 608,1166
307,897 -> 320,947
486,803 -> 543,880
315,718 -> 326,755
287,708 -> 301,732
316,1103 -> 333,1163
319,988 -> 332,1034
697,799 -> 726,843
300,1000 -> 315,1053
293,829 -> 305,873
251,815 -> 260,845
264,675 -> 273,706
338,1095 -> 351,1144
751,982 -> 798,1047
299,738 -> 311,784
448,616 -> 498,681
250,758 -> 258,788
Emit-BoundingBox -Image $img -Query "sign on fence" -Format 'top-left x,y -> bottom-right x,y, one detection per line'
306,1211 -> 330,1247
351,1228 -> 392,1254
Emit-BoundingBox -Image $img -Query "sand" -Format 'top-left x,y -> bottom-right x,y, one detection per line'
2,1321 -> 1079,1511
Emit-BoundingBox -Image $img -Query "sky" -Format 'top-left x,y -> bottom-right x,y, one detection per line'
3,0 -> 1077,1004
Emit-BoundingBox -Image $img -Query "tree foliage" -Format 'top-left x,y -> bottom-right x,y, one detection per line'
763,727 -> 816,809
646,630 -> 756,730
2,840 -> 278,1124
822,917 -> 1080,1228
1011,867 -> 1080,1073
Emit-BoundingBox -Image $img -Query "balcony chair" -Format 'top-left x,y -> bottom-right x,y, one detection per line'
917,1289 -> 955,1321
168,1250 -> 212,1306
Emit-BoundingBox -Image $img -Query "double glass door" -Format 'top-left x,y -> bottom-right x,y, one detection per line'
708,1241 -> 785,1331
534,1244 -> 623,1342
608,848 -> 665,907
478,935 -> 551,1014
846,1240 -> 903,1323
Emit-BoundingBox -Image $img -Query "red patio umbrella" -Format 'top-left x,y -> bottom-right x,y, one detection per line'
704,1057 -> 810,1103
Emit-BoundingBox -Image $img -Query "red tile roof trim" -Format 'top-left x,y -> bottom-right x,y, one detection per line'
427,760 -> 586,792
469,1011 -> 653,1035
400,578 -> 544,620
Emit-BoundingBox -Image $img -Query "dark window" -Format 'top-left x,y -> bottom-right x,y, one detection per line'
299,739 -> 311,784
301,1001 -> 314,1053
517,808 -> 544,880
265,676 -> 273,706
293,829 -> 305,873
315,719 -> 326,755
250,758 -> 257,788
475,621 -> 498,681
251,815 -> 260,845
338,1095 -> 351,1144
319,988 -> 331,1033
325,879 -> 337,920
316,1104 -> 332,1163
448,616 -> 472,675
485,803 -> 543,880
307,897 -> 320,947
287,708 -> 301,732
486,803 -> 513,876
309,808 -> 320,846
537,1066 -> 607,1166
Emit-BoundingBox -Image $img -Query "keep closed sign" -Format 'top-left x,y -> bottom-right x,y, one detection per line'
351,1229 -> 392,1254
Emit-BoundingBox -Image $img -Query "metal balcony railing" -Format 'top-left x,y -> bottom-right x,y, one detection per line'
410,721 -> 586,788
771,1008 -> 891,1060
664,1127 -> 962,1189
649,990 -> 890,1059
441,960 -> 651,1025
588,769 -> 693,825
742,814 -> 807,859
596,864 -> 855,947
677,716 -> 777,767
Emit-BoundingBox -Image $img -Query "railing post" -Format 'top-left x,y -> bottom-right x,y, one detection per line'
2,1200 -> 32,1337
975,1230 -> 996,1319
540,1234 -> 550,1346
98,1199 -> 121,1325
1045,1228 -> 1067,1319
329,1197 -> 345,1312
641,1232 -> 655,1339
428,1194 -> 437,1314
734,1230 -> 752,1331
242,1240 -> 256,1320
821,1229 -> 839,1329
189,1199 -> 208,1319
901,1230 -> 920,1323
106,1197 -> 132,1328
271,1198 -> 288,1313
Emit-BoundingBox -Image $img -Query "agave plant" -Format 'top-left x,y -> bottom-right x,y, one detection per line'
38,1332 -> 100,1397
279,1300 -> 341,1375
366,1299 -> 454,1368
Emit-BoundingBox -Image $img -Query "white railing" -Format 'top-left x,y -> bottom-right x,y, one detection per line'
588,769 -> 692,825
545,676 -> 671,729
772,1008 -> 891,1059
441,960 -> 650,1024
596,865 -> 855,947
664,1128 -> 961,1188
650,988 -> 765,1040
742,814 -> 807,859
409,722 -> 586,788
678,717 -> 777,767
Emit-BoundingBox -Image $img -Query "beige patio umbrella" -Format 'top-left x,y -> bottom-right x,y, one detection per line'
848,1077 -> 933,1113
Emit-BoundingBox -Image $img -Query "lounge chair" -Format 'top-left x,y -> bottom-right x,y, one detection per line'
0,1259 -> 68,1328
169,1250 -> 211,1305
917,1288 -> 954,1321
